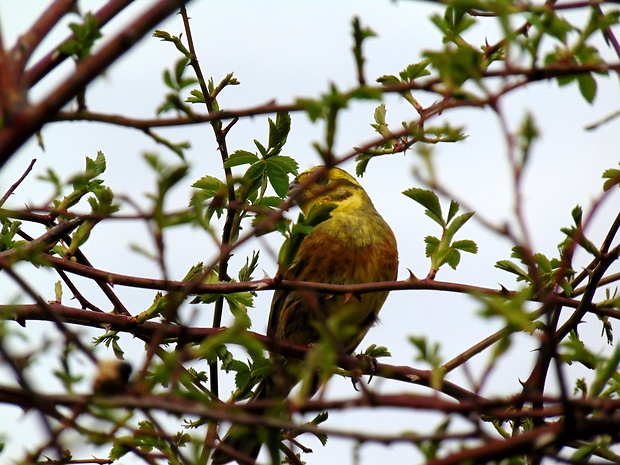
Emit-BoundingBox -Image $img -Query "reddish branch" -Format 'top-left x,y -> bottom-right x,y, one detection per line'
20,251 -> 605,316
54,102 -> 300,128
6,302 -> 478,401
428,415 -> 620,465
23,0 -> 135,87
0,0 -> 194,166
0,382 -> 619,463
0,383 -> 615,424
0,158 -> 36,206
11,0 -> 78,73
49,61 -> 620,133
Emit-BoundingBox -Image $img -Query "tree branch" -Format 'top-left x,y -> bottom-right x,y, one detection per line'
0,0 -> 194,167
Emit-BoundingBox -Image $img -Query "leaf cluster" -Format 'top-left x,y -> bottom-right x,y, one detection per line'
404,188 -> 477,275
191,112 -> 298,240
57,12 -> 102,61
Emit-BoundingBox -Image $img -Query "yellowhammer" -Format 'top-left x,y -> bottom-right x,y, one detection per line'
212,165 -> 398,464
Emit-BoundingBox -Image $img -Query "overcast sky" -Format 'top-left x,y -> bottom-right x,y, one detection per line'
1,1 -> 619,464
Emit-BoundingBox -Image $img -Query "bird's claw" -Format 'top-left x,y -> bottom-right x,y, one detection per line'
353,353 -> 378,386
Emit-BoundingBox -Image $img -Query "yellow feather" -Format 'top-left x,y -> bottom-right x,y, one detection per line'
271,166 -> 398,351
212,166 -> 398,464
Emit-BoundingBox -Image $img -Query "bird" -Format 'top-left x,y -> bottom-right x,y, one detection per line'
92,359 -> 132,395
211,165 -> 398,464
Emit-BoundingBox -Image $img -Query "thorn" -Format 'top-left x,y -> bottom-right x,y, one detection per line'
252,281 -> 269,290
406,268 -> 419,282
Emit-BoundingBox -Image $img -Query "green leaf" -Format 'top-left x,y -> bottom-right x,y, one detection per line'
446,249 -> 461,269
86,150 -> 107,178
403,188 -> 443,226
424,235 -> 440,257
355,154 -> 372,177
296,97 -> 324,121
109,442 -> 130,461
398,61 -> 432,82
363,344 -> 391,358
305,203 -> 336,227
547,14 -> 575,42
162,69 -> 174,89
577,73 -> 597,103
452,239 -> 478,254
570,441 -> 602,462
267,112 -> 291,152
443,6 -> 476,36
479,290 -> 537,333
238,251 -> 260,282
308,412 -> 329,445
571,205 -> 583,225
446,200 -> 459,223
233,361 -> 252,392
370,103 -> 391,138
253,139 -> 267,157
495,260 -> 530,282
409,336 -> 443,370
242,161 -> 266,183
597,313 -> 614,345
424,45 -> 483,89
224,150 -> 260,168
152,29 -> 190,57
560,330 -> 599,369
254,196 -> 284,208
376,74 -> 400,85
590,345 -> 620,397
445,211 -> 474,239
226,291 -> 254,314
174,57 -> 189,83
266,155 -> 298,176
602,165 -> 620,191
57,13 -> 102,61
186,89 -> 206,104
349,86 -> 382,100
191,175 -> 225,198
310,411 -> 329,426
560,226 -> 600,257
265,162 -> 289,197
534,253 -> 552,273
517,112 -> 539,168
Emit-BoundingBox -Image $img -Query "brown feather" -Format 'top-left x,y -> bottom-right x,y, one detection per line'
212,166 -> 398,464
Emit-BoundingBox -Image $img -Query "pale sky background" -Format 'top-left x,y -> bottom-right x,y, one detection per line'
1,1 -> 619,464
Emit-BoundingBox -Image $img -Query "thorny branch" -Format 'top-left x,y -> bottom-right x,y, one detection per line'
1,1 -> 620,464
0,0 -> 194,166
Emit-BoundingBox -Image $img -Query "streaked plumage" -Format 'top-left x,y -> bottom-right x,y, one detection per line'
212,166 -> 398,464
269,166 -> 398,352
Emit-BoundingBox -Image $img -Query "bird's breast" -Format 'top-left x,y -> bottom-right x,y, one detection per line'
294,212 -> 398,285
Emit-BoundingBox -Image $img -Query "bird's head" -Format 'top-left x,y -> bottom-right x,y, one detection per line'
289,166 -> 372,214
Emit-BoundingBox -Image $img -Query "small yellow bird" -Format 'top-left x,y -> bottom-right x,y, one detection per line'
212,166 -> 398,464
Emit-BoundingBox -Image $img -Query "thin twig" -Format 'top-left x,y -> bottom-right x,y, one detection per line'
0,158 -> 36,207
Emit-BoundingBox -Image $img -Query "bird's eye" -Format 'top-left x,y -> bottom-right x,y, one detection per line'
317,174 -> 329,185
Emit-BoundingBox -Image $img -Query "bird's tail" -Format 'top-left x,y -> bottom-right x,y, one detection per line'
210,362 -> 302,464
210,422 -> 265,465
